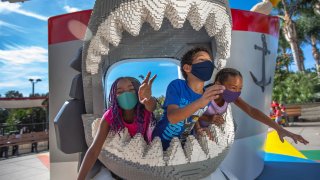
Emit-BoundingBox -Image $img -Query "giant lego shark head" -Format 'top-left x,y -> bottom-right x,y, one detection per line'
80,0 -> 234,179
83,0 -> 232,74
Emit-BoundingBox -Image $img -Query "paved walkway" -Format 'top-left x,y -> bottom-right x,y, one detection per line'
0,122 -> 318,179
284,121 -> 320,151
0,151 -> 49,180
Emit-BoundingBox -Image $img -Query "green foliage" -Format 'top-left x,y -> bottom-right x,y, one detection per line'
296,9 -> 320,45
0,108 -> 9,124
154,95 -> 165,120
2,107 -> 47,134
5,90 -> 23,98
276,53 -> 293,72
273,71 -> 320,104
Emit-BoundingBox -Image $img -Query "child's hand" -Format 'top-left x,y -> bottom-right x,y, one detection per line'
210,115 -> 225,126
138,72 -> 157,104
199,85 -> 225,107
276,128 -> 309,145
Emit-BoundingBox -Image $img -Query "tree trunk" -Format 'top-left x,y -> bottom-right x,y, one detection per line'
281,0 -> 305,72
311,34 -> 320,75
298,45 -> 305,71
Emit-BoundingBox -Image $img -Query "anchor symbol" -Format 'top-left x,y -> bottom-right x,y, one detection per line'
250,34 -> 271,92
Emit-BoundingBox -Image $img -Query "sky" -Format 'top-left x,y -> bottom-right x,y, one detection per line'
0,0 -> 317,97
105,59 -> 180,98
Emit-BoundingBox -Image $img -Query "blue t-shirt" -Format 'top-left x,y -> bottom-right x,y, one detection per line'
152,79 -> 208,150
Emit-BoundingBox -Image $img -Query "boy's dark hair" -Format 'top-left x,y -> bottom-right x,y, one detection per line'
180,47 -> 211,79
214,68 -> 242,84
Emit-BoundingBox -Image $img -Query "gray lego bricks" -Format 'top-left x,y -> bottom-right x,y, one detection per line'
82,105 -> 236,179
56,0 -> 235,179
54,99 -> 87,154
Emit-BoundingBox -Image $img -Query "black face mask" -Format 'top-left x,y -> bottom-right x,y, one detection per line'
191,61 -> 215,81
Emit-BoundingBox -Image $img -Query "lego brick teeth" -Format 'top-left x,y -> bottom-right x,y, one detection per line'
85,0 -> 232,74
89,105 -> 236,167
84,103 -> 236,178
122,133 -> 147,163
142,137 -> 165,166
165,137 -> 188,166
184,136 -> 207,162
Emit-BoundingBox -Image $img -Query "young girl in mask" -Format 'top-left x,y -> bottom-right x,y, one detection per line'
195,68 -> 309,145
77,73 -> 157,180
152,47 -> 225,150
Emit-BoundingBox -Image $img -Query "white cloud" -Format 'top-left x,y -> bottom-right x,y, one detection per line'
0,20 -> 25,33
0,45 -> 47,64
0,82 -> 19,88
159,63 -> 177,67
0,59 -> 48,96
63,5 -> 80,13
0,2 -> 48,21
0,45 -> 48,95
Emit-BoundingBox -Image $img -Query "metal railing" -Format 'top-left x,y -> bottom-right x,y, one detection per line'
0,122 -> 49,136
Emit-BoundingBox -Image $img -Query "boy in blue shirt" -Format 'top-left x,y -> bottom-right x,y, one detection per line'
152,47 -> 225,150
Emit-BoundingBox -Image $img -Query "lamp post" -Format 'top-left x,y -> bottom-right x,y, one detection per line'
29,78 -> 41,97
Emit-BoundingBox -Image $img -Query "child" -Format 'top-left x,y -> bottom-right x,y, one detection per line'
77,72 -> 157,180
275,106 -> 283,125
196,68 -> 308,145
152,47 -> 225,150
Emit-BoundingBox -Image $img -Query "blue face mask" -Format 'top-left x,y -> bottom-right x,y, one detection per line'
117,92 -> 138,110
191,61 -> 214,81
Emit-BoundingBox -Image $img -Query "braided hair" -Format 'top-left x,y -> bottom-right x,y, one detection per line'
108,77 -> 151,135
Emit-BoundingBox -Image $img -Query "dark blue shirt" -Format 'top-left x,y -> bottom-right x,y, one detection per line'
152,79 -> 207,150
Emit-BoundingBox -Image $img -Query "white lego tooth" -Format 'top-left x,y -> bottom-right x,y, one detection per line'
118,1 -> 144,36
142,0 -> 166,30
143,137 -> 165,166
207,138 -> 225,158
184,135 -> 207,163
187,1 -> 213,31
122,133 -> 147,163
104,17 -> 123,47
164,0 -> 191,28
85,0 -> 232,74
166,137 -> 188,166
88,36 -> 109,57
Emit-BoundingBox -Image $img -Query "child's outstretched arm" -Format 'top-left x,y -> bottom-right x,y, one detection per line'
234,97 -> 309,145
138,72 -> 157,112
77,119 -> 110,180
167,85 -> 224,124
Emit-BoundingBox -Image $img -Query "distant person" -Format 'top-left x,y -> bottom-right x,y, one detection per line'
20,126 -> 27,134
275,106 -> 283,125
280,103 -> 289,126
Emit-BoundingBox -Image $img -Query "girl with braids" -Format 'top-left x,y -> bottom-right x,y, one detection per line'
78,72 -> 157,180
195,68 -> 309,145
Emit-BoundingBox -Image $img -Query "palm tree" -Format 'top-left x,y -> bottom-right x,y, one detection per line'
297,0 -> 320,74
275,0 -> 305,72
278,29 -> 292,72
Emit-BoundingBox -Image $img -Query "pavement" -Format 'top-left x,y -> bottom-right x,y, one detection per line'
0,151 -> 49,180
283,121 -> 320,151
0,122 -> 318,180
